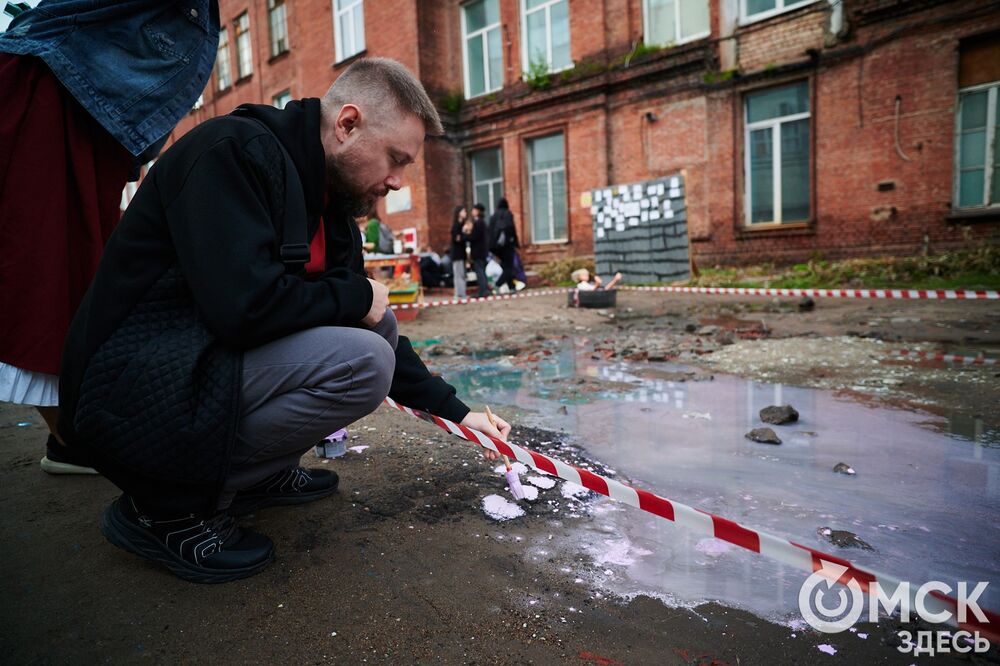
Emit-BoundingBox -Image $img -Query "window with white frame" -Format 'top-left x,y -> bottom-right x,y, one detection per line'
470,147 -> 504,214
956,84 -> 1000,209
216,26 -> 232,90
521,0 -> 571,74
235,12 -> 252,79
272,90 -> 292,109
644,0 -> 710,46
268,0 -> 289,56
742,0 -> 815,23
744,81 -> 810,225
333,0 -> 365,63
462,0 -> 502,98
527,133 -> 567,242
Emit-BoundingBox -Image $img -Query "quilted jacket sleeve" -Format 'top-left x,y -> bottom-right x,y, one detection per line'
162,135 -> 373,349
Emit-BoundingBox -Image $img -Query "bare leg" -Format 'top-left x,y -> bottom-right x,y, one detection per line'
36,406 -> 64,445
605,272 -> 623,290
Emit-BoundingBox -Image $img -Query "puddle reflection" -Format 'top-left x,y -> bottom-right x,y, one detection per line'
433,341 -> 1000,620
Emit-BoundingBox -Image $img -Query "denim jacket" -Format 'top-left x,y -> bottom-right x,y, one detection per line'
0,0 -> 219,159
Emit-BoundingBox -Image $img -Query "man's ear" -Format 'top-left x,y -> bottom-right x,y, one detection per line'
334,104 -> 361,143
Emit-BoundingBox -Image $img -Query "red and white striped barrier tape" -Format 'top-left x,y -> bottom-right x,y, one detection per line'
388,285 -> 998,312
622,285 -> 999,300
389,288 -> 570,311
888,349 -> 998,366
383,396 -> 999,640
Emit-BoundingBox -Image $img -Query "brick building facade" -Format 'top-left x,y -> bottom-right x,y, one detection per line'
168,0 -> 1000,270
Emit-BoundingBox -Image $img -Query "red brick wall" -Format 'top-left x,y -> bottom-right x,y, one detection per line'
694,0 -> 1000,266
737,3 -> 827,74
160,0 -> 1000,274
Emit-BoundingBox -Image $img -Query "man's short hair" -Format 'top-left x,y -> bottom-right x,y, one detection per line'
322,57 -> 444,135
473,203 -> 486,212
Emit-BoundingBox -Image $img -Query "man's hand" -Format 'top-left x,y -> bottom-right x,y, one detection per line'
461,411 -> 511,461
361,278 -> 389,327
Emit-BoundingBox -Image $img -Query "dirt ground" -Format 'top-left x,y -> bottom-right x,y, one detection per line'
2,290 -> 998,664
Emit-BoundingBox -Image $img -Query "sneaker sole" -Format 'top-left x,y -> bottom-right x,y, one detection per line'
40,457 -> 99,475
229,481 -> 339,517
100,500 -> 274,584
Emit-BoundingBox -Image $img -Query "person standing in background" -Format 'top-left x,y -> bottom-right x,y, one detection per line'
469,203 -> 491,297
488,198 -> 520,294
358,216 -> 376,254
0,0 -> 221,475
450,205 -> 471,298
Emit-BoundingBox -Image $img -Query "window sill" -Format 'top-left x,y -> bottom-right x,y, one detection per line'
333,49 -> 367,68
647,30 -> 710,49
529,239 -> 570,246
736,220 -> 814,239
947,207 -> 1000,223
268,49 -> 290,64
235,74 -> 253,85
465,87 -> 503,101
216,85 -> 232,97
520,62 -> 574,80
739,0 -> 822,27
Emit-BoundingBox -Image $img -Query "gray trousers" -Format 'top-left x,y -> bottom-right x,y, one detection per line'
218,311 -> 398,509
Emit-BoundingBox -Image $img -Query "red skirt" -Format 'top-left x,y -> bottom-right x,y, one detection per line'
0,54 -> 132,376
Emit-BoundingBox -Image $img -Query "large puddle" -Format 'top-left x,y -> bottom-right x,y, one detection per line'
430,339 -> 1000,621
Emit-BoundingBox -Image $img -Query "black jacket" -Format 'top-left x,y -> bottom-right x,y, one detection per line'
59,99 -> 469,512
468,217 -> 489,261
488,209 -> 519,254
449,220 -> 469,262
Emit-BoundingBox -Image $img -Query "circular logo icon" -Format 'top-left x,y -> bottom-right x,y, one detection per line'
798,561 -> 865,633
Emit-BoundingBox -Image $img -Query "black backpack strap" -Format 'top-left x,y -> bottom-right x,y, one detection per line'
232,116 -> 310,273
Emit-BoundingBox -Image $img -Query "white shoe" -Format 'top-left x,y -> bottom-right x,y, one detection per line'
498,284 -> 511,295
513,280 -> 526,292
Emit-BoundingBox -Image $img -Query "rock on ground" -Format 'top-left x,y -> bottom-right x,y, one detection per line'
759,404 -> 799,425
745,427 -> 782,444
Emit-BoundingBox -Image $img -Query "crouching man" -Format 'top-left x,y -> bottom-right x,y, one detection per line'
59,58 -> 508,583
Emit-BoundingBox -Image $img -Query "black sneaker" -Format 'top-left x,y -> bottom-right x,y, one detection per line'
100,495 -> 274,583
229,467 -> 339,516
40,434 -> 98,475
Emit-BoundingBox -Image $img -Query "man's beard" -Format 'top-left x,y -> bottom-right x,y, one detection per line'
325,152 -> 376,219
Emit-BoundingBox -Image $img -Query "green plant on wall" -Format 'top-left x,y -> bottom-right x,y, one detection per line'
558,57 -> 605,83
703,69 -> 738,84
525,56 -> 551,90
613,41 -> 668,69
440,91 -> 463,114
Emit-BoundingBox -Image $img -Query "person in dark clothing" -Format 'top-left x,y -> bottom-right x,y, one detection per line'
468,203 -> 492,297
488,198 -> 521,293
58,57 -> 510,583
449,205 -> 471,298
0,0 -> 221,475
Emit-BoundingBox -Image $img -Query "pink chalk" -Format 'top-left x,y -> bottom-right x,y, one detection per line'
505,468 -> 526,500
